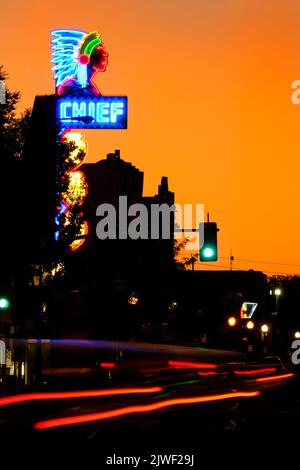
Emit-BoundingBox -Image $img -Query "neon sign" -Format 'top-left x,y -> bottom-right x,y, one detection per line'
57,96 -> 127,129
51,30 -> 108,95
52,28 -> 128,251
240,302 -> 258,319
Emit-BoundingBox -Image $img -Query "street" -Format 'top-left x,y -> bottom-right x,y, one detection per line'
0,341 -> 298,466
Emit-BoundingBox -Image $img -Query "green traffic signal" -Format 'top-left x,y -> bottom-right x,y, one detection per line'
202,246 -> 216,260
0,297 -> 10,310
200,222 -> 218,262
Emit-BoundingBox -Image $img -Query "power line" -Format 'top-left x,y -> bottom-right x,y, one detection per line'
219,257 -> 300,268
191,262 -> 300,276
180,249 -> 300,268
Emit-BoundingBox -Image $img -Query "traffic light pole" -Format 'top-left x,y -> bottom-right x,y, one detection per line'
175,213 -> 219,263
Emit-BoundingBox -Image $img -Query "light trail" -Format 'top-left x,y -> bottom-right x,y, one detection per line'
234,368 -> 276,376
168,360 -> 217,369
0,387 -> 162,407
255,373 -> 295,383
35,391 -> 260,430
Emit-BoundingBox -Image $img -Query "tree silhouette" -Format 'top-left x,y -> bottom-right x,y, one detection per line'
0,66 -> 31,162
0,66 -> 32,276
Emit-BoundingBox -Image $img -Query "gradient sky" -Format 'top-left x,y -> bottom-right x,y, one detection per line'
1,0 -> 300,275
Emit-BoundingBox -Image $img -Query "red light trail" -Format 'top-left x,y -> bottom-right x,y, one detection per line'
255,373 -> 295,383
0,387 -> 162,407
198,371 -> 220,376
168,360 -> 217,369
34,391 -> 260,430
234,368 -> 276,376
99,362 -> 116,368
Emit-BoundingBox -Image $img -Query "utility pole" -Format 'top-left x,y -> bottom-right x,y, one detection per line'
230,250 -> 234,271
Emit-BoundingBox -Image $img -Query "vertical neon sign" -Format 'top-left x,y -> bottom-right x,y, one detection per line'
52,29 -> 127,251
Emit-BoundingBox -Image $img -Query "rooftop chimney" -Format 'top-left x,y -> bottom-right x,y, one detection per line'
107,149 -> 121,160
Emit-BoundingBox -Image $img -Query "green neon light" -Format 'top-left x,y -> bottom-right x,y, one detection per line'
83,38 -> 101,56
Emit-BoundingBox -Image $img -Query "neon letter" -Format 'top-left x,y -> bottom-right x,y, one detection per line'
111,102 -> 124,123
60,102 -> 72,121
96,103 -> 110,123
88,102 -> 96,121
73,101 -> 86,117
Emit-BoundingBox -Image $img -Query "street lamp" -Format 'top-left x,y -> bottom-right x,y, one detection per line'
270,287 -> 282,315
261,323 -> 269,353
295,331 -> 300,339
246,320 -> 255,330
227,316 -> 237,327
274,288 -> 281,314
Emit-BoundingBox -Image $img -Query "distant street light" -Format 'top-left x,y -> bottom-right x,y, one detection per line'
295,331 -> 300,339
168,300 -> 178,311
128,293 -> 139,306
246,320 -> 255,330
270,287 -> 282,315
261,323 -> 269,353
261,324 -> 269,334
228,317 -> 237,327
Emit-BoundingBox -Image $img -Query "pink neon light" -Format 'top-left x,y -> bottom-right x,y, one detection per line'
0,387 -> 162,407
78,53 -> 90,65
34,391 -> 260,430
168,360 -> 217,370
94,45 -> 109,71
57,76 -> 76,96
89,69 -> 101,95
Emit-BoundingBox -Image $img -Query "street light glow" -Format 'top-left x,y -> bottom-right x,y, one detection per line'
246,321 -> 255,330
228,316 -> 237,327
274,288 -> 282,296
261,324 -> 269,333
295,331 -> 300,339
128,293 -> 139,305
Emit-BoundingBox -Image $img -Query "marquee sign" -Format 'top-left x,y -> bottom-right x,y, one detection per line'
57,96 -> 128,129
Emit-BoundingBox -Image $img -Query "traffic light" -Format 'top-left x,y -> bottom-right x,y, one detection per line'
199,222 -> 218,261
0,297 -> 10,311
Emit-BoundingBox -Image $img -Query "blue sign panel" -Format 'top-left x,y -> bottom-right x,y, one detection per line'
56,96 -> 128,129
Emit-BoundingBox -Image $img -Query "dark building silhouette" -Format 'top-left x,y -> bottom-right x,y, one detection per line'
23,95 -> 57,262
142,176 -> 175,269
83,149 -> 143,204
82,149 -> 144,245
80,149 -> 175,278
61,150 -> 176,339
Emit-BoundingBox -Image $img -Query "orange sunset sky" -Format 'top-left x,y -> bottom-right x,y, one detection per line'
1,0 -> 300,275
